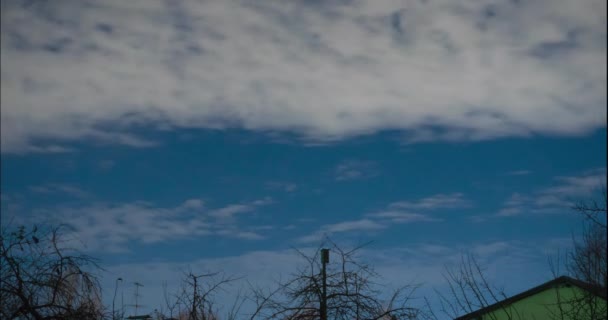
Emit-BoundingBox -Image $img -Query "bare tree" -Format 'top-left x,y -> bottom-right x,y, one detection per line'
0,224 -> 104,320
569,189 -> 607,291
248,240 -> 423,320
552,189 -> 608,320
434,190 -> 608,320
153,269 -> 241,320
434,253 -> 519,320
161,280 -> 181,319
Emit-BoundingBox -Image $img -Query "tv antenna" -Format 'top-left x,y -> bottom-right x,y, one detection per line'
130,282 -> 144,315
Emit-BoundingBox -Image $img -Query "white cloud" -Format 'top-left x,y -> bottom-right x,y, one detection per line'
325,219 -> 386,233
298,218 -> 386,243
506,170 -> 532,176
98,159 -> 116,170
209,198 -> 271,222
496,206 -> 523,217
22,198 -> 274,252
2,0 -> 605,152
28,183 -> 90,198
298,193 -> 456,243
209,204 -> 253,219
389,193 -> 471,210
334,160 -> 378,181
367,211 -> 441,223
495,168 -> 606,217
542,168 -> 606,198
181,198 -> 204,209
265,181 -> 297,192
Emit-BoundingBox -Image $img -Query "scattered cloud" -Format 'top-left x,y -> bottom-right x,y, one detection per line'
368,211 -> 441,224
3,0 -> 605,152
496,206 -> 524,217
496,169 -> 606,217
17,145 -> 75,154
334,160 -> 378,181
28,183 -> 90,198
542,168 -> 606,198
98,159 -> 116,170
505,170 -> 532,176
182,198 -> 204,209
325,219 -> 385,233
251,197 -> 274,206
298,218 -> 386,244
210,204 -> 254,220
298,193 -> 458,243
87,131 -> 159,148
208,198 -> 272,222
217,229 -> 265,241
495,192 -> 528,217
265,181 -> 298,192
17,197 -> 274,252
388,193 -> 471,210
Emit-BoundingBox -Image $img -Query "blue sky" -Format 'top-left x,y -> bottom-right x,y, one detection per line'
1,0 -> 606,318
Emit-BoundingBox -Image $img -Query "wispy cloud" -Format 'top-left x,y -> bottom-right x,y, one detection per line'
298,218 -> 386,244
87,131 -> 159,148
496,206 -> 524,217
334,160 -> 378,181
542,168 -> 606,198
388,193 -> 471,210
22,197 -> 274,252
298,193 -> 458,243
324,219 -> 385,233
209,204 -> 253,220
2,0 -> 605,152
362,193 -> 463,225
209,197 -> 272,221
18,145 -> 75,154
495,193 -> 528,217
98,159 -> 116,170
265,181 -> 297,192
496,168 -> 606,217
368,211 -> 440,224
28,183 -> 90,198
505,170 -> 532,176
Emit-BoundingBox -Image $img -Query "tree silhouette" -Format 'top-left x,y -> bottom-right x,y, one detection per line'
0,224 -> 104,319
248,240 -> 423,320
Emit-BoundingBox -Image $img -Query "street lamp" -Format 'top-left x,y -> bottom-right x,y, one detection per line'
113,277 -> 123,320
320,249 -> 329,320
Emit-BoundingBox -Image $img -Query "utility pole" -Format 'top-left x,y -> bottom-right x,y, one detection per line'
320,248 -> 329,320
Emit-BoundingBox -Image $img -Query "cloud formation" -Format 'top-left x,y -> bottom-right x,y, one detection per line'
299,192 -> 468,243
19,198 -> 273,252
388,193 -> 471,210
28,183 -> 90,198
1,0 -> 606,152
334,160 -> 378,181
496,168 -> 606,217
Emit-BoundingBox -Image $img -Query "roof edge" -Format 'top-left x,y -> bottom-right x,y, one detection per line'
454,276 -> 607,320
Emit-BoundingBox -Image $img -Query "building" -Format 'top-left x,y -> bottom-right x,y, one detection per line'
126,315 -> 153,320
455,276 -> 607,320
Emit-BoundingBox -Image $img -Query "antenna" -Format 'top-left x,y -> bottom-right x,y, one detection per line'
130,282 -> 144,315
